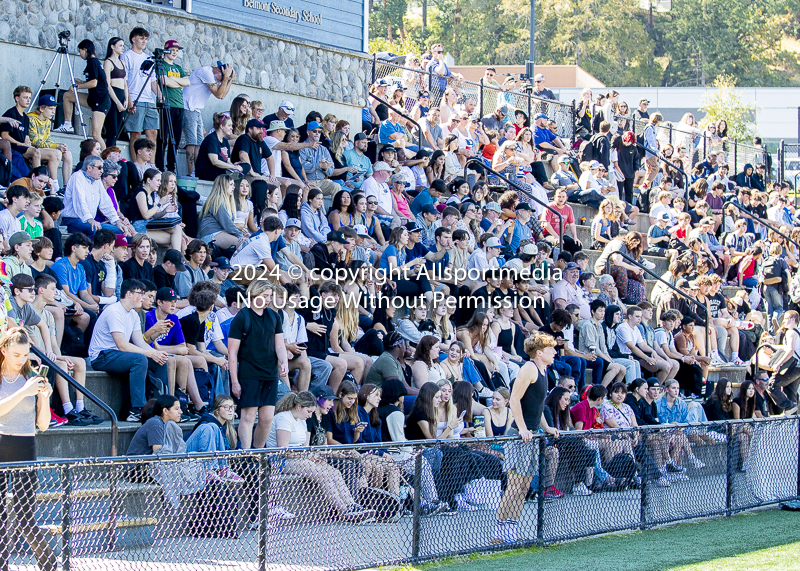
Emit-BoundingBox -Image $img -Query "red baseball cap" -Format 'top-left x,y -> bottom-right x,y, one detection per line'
164,40 -> 183,50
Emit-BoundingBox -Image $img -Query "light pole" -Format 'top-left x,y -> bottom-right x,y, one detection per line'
525,0 -> 535,80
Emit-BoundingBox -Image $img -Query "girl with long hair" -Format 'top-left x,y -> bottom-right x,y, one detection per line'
328,189 -> 356,230
330,294 -> 372,384
379,227 -> 433,305
439,88 -> 459,125
411,335 -> 446,387
233,177 -> 257,234
544,386 -> 595,495
129,168 -> 186,251
457,312 -> 509,390
56,39 -> 109,147
0,328 -> 55,571
102,37 -> 129,147
361,193 -> 387,247
228,94 -> 251,144
357,384 -> 402,496
601,231 -> 646,304
484,387 -> 513,437
198,173 -> 244,250
195,113 -> 244,181
426,150 -> 446,184
426,299 -> 456,351
591,199 -> 618,250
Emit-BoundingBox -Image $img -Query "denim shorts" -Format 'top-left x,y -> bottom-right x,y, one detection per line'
182,109 -> 204,147
126,102 -> 159,132
132,219 -> 148,233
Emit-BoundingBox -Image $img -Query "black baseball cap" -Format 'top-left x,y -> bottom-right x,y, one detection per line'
354,132 -> 368,141
246,118 -> 266,130
313,385 -> 339,400
156,287 -> 179,302
515,203 -> 533,211
327,230 -> 349,244
162,249 -> 187,271
211,257 -> 232,270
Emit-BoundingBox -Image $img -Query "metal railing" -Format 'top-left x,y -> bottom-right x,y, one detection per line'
0,417 -> 797,570
635,141 -> 691,204
367,92 -> 423,152
464,158 -> 564,253
29,345 -> 118,456
722,200 -> 800,253
605,250 -> 710,357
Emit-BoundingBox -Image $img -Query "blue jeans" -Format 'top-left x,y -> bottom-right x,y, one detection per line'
742,277 -> 758,288
764,285 -> 784,333
91,349 -> 168,409
62,217 -> 121,238
558,355 -> 587,387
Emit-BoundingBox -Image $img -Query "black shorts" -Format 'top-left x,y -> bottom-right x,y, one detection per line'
238,378 -> 279,409
647,247 -> 667,256
89,94 -> 112,114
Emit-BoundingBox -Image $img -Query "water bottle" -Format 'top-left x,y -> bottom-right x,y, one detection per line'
473,414 -> 485,438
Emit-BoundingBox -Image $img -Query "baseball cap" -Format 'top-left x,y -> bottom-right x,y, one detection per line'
534,113 -> 549,120
699,217 -> 714,226
354,224 -> 370,238
246,118 -> 265,130
313,385 -> 339,400
8,232 -> 32,248
522,243 -> 539,255
659,212 -> 671,221
37,94 -> 58,107
485,201 -> 502,213
589,161 -> 603,170
307,120 -> 322,131
375,78 -> 391,87
373,161 -> 393,172
404,221 -> 422,233
646,378 -> 661,388
564,262 -> 580,271
164,40 -> 183,50
515,203 -> 532,211
496,105 -> 509,115
266,120 -> 287,132
211,257 -> 232,270
420,203 -> 439,215
279,100 -> 295,114
156,287 -> 179,302
114,235 -> 133,249
285,218 -> 301,229
354,132 -> 368,141
390,173 -> 407,184
327,230 -> 349,244
676,278 -> 690,289
486,237 -> 502,249
533,73 -> 545,82
468,114 -> 480,121
558,155 -> 571,164
162,249 -> 187,271
640,99 -> 650,104
688,280 -> 699,289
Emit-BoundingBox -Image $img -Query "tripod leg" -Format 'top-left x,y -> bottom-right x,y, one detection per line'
28,51 -> 63,113
64,52 -> 88,139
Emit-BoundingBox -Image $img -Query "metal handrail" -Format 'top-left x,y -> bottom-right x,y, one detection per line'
605,250 -> 710,357
723,200 -> 800,252
635,141 -> 691,205
464,158 -> 564,253
367,93 -> 423,152
29,345 -> 118,456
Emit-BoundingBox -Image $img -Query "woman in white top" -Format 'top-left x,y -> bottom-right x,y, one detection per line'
264,391 -> 376,522
233,178 -> 256,235
427,300 -> 456,352
412,336 -> 446,388
439,87 -> 460,125
443,134 -> 463,182
435,379 -> 461,438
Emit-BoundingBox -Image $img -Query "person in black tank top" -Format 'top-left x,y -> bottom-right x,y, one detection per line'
492,333 -> 559,545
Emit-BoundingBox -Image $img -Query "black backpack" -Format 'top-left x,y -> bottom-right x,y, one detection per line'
578,138 -> 597,163
762,256 -> 788,293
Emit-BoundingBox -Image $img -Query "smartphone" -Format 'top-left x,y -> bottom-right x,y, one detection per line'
37,365 -> 49,379
356,422 -> 368,429
458,410 -> 467,420
296,344 -> 307,350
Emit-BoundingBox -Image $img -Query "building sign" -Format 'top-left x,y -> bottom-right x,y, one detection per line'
242,0 -> 322,25
190,0 -> 366,52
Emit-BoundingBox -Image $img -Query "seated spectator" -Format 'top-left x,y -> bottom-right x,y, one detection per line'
0,185 -> 31,250
2,86 -> 43,174
297,120 -> 340,196
89,279 -> 169,421
185,394 -> 239,460
153,248 -> 185,290
264,390 -> 376,522
198,174 -> 245,251
299,187 -> 331,245
78,229 -> 116,306
177,281 -> 229,392
174,239 -> 208,299
541,189 -> 582,254
233,118 -> 279,220
672,316 -> 711,395
614,305 -> 672,382
466,234 -> 502,278
594,231 -> 645,304
125,138 -> 157,191
576,299 -> 628,386
62,156 -> 126,237
27,94 -> 72,189
120,233 -> 154,282
126,394 -> 183,455
195,113 -> 245,181
127,168 -> 185,251
3,231 -> 34,284
17,193 -> 43,241
543,387 -> 595,495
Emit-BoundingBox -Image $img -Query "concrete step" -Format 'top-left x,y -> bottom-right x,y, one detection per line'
570,202 -> 650,234
581,247 -> 671,277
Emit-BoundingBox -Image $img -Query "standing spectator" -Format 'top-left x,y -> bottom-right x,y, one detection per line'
182,63 -> 235,176
532,74 -> 557,101
229,280 -> 289,449
298,120 -> 341,196
102,37 -> 130,148
640,113 -> 663,193
119,28 -> 158,160
426,44 -> 462,104
492,333 -> 558,545
157,40 -> 190,171
55,40 -> 110,148
89,279 -> 170,421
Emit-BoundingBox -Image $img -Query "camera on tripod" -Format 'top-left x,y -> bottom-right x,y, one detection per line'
57,30 -> 70,45
152,48 -> 165,60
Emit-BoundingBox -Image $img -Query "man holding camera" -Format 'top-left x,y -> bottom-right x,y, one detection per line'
121,27 -> 159,161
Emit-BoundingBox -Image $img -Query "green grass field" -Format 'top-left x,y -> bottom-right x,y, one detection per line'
405,508 -> 800,571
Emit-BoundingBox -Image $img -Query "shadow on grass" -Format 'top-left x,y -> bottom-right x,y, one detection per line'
410,508 -> 800,571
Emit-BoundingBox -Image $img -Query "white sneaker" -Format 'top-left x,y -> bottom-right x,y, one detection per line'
572,482 -> 593,496
689,456 -> 706,469
710,357 -> 726,367
641,259 -> 656,270
53,122 -> 73,133
731,358 -> 747,367
218,467 -> 245,483
455,493 -> 478,511
477,387 -> 494,399
269,506 -> 296,520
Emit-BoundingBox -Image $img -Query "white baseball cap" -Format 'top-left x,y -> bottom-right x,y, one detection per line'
279,100 -> 295,114
373,161 -> 393,172
486,237 -> 502,249
354,224 -> 370,237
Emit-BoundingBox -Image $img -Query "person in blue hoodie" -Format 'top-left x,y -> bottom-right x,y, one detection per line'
735,163 -> 764,192
185,394 -> 240,479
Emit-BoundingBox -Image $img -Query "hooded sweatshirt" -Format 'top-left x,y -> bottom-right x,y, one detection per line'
735,163 -> 763,191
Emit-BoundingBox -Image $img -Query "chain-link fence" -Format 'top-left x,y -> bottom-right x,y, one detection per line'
371,58 -> 577,143
1,418 -> 798,570
778,142 -> 800,189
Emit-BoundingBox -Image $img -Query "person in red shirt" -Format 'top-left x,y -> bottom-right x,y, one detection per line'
541,189 -> 582,254
571,384 -> 606,430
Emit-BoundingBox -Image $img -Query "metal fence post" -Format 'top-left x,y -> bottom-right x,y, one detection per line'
371,54 -> 376,85
527,93 -> 532,132
571,100 -> 577,146
639,429 -> 648,530
734,140 -> 738,174
411,445 -> 423,558
0,469 -> 7,567
61,465 -> 72,571
479,78 -> 484,119
796,417 -> 800,500
258,454 -> 270,571
779,139 -> 785,184
726,422 -> 734,517
536,436 -> 545,544
107,463 -> 119,552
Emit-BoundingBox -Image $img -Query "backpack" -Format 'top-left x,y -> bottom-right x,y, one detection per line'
578,138 -> 597,163
762,256 -> 787,292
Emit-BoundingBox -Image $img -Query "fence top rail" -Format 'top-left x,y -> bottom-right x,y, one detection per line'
3,415 -> 796,471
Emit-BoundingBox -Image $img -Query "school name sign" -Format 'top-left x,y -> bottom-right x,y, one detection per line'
242,0 -> 322,25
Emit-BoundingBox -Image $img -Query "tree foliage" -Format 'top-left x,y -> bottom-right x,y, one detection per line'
368,0 -> 800,87
698,75 -> 757,140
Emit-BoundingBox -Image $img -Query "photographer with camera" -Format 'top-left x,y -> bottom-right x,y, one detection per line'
120,28 -> 159,161
157,40 -> 190,172
182,62 -> 235,178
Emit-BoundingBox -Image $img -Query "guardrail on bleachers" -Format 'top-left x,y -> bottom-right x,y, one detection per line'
371,58 -> 577,144
1,417 -> 797,570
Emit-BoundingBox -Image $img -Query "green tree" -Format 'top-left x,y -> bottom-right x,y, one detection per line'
698,75 -> 757,140
370,0 -> 410,42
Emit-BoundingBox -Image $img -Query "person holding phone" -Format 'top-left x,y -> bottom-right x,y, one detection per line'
0,327 -> 56,571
